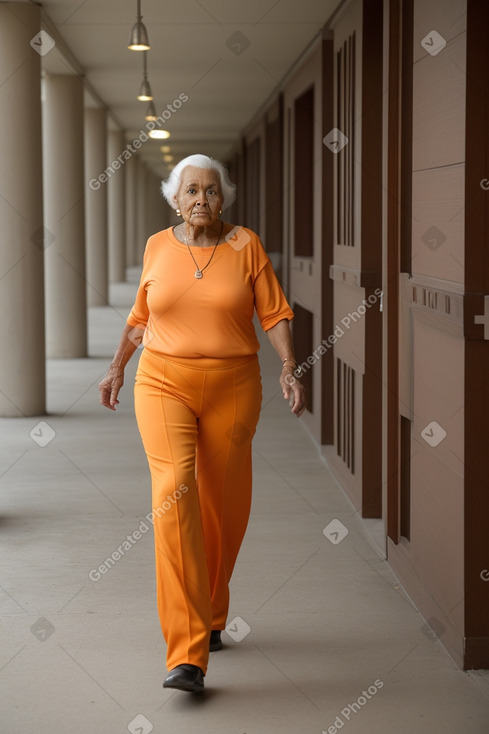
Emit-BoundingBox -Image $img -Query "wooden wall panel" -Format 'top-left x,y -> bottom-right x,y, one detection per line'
399,415 -> 411,540
464,0 -> 489,670
265,98 -> 284,255
332,0 -> 363,273
237,139 -> 246,227
293,302 -> 314,413
336,33 -> 356,247
336,357 -> 356,473
400,0 -> 414,275
321,33 -> 335,446
360,0 -> 383,518
330,355 -> 363,508
225,152 -> 240,224
385,0 -> 402,542
293,87 -> 314,257
324,0 -> 383,518
245,137 -> 261,234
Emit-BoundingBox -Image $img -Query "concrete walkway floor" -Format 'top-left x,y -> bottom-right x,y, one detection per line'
1,271 -> 489,734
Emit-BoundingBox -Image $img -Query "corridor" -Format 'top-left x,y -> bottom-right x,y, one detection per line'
2,0 -> 489,728
1,275 -> 488,733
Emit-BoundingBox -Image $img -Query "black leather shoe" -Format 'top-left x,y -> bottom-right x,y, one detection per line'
163,664 -> 204,692
209,630 -> 223,652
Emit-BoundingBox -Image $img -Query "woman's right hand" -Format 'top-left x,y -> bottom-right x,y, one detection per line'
98,367 -> 124,411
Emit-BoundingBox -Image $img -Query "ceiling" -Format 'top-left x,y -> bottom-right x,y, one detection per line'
34,0 -> 341,176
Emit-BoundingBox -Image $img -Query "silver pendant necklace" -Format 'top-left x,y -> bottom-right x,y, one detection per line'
184,220 -> 223,279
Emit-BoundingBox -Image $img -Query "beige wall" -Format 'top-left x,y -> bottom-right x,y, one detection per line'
327,0 -> 364,506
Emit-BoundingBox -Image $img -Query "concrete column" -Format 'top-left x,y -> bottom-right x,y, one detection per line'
136,158 -> 147,264
43,74 -> 87,358
107,129 -> 126,283
145,171 -> 155,239
146,171 -> 158,240
148,173 -> 156,237
159,173 -> 169,232
0,3 -> 45,416
125,153 -> 137,268
151,172 -> 166,235
84,108 -> 108,305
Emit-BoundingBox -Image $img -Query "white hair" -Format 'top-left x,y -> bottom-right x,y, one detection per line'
161,154 -> 236,211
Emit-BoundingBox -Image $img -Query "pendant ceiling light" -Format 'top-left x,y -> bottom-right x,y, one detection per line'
149,128 -> 171,140
145,100 -> 157,121
137,51 -> 153,101
128,0 -> 150,51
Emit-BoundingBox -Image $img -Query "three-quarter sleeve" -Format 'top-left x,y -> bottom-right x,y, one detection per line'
122,227 -> 293,357
253,259 -> 294,331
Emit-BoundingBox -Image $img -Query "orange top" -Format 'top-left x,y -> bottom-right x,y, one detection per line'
126,226 -> 294,358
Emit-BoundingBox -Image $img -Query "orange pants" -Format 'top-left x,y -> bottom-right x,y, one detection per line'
134,347 -> 262,674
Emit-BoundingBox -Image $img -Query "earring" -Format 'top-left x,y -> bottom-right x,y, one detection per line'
176,208 -> 182,216
219,209 -> 222,215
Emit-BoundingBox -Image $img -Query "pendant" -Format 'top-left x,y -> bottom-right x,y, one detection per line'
195,269 -> 203,279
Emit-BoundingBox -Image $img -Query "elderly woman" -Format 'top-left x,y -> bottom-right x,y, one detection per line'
99,154 -> 305,693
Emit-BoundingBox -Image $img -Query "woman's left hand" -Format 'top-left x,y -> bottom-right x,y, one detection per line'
280,366 -> 306,417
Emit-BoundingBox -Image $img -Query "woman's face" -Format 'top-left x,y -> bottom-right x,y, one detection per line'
175,166 -> 224,227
